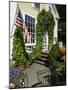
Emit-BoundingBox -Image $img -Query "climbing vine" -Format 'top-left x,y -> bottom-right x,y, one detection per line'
47,11 -> 55,48
29,9 -> 55,63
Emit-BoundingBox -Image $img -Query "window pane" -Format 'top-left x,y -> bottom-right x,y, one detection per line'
34,3 -> 40,10
25,14 -> 35,44
33,18 -> 35,23
28,22 -> 30,27
31,18 -> 32,23
27,27 -> 30,32
25,15 -> 27,21
25,21 -> 27,26
28,16 -> 30,22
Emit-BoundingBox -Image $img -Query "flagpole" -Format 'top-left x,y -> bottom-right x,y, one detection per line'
10,3 -> 19,38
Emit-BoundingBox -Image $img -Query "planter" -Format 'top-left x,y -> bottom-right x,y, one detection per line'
16,64 -> 30,70
25,64 -> 30,68
16,64 -> 26,70
59,47 -> 66,56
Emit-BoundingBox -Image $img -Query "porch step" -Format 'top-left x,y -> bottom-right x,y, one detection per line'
34,60 -> 45,66
41,54 -> 48,58
36,57 -> 48,62
34,51 -> 49,66
41,51 -> 49,55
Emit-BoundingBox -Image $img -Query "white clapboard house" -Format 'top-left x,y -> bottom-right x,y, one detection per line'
10,2 -> 60,59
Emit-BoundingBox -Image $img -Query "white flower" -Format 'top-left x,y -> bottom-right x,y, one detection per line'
10,83 -> 15,88
22,82 -> 24,85
20,80 -> 22,83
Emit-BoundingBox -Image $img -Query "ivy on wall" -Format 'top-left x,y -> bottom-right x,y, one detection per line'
12,9 -> 55,65
38,9 -> 55,48
29,9 -> 55,63
47,11 -> 55,48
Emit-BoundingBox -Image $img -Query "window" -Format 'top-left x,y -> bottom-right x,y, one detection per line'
25,14 -> 35,43
32,3 -> 40,11
25,14 -> 35,52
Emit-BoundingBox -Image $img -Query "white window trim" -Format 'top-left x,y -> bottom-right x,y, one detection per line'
25,43 -> 35,46
22,11 -> 36,20
48,4 -> 52,11
26,50 -> 32,53
32,3 -> 35,8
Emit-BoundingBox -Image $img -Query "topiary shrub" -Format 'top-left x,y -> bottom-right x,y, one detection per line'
12,27 -> 29,65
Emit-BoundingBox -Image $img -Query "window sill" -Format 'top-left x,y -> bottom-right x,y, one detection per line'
25,43 -> 35,46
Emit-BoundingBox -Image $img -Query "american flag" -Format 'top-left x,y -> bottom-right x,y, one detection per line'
15,8 -> 23,29
15,7 -> 31,43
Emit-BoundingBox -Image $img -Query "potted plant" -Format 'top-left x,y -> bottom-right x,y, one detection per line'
12,27 -> 28,70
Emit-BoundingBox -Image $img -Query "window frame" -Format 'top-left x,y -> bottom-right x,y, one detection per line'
22,11 -> 36,52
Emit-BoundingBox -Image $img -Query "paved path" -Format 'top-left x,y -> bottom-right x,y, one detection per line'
24,63 -> 51,87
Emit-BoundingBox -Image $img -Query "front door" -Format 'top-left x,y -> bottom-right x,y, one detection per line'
42,30 -> 48,52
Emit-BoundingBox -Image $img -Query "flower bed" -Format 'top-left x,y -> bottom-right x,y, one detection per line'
9,67 -> 25,89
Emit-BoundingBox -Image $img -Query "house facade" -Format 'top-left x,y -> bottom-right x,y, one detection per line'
10,2 -> 60,59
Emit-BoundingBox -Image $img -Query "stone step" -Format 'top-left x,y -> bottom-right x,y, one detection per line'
36,57 -> 48,62
32,82 -> 42,87
41,51 -> 49,55
34,51 -> 49,66
34,60 -> 45,66
24,68 -> 40,87
41,55 -> 48,58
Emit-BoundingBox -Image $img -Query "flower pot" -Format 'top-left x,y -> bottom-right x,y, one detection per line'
16,64 -> 26,70
59,47 -> 66,56
25,64 -> 30,68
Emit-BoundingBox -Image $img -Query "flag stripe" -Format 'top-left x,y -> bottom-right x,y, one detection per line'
16,17 -> 22,21
15,23 -> 23,29
16,17 -> 22,24
15,7 -> 31,43
16,20 -> 23,26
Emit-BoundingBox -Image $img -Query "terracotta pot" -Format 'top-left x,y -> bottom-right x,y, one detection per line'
16,64 -> 26,70
25,64 -> 30,68
59,47 -> 66,56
